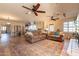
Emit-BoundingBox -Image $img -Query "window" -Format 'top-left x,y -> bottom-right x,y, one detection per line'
48,24 -> 54,32
64,21 -> 79,32
69,21 -> 75,32
1,26 -> 6,31
64,22 -> 69,32
76,19 -> 79,33
28,24 -> 37,31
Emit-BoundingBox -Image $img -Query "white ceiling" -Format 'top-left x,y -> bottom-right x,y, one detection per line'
0,3 -> 79,22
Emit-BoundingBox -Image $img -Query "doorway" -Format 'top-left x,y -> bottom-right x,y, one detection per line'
1,24 -> 11,34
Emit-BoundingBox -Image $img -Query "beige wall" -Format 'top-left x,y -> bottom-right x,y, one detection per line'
44,18 -> 64,32
54,19 -> 64,31
0,16 -> 76,33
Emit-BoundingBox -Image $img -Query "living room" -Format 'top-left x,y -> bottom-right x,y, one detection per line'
0,3 -> 79,56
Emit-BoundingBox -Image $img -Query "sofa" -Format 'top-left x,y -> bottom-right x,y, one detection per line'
47,32 -> 64,42
25,30 -> 46,43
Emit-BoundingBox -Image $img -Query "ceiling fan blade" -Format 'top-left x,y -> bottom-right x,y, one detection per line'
54,17 -> 59,20
63,13 -> 66,17
33,3 -> 40,11
66,16 -> 77,19
25,13 -> 28,14
51,19 -> 56,21
51,16 -> 59,21
34,12 -> 38,16
33,5 -> 36,10
36,11 -> 46,13
51,18 -> 59,21
22,6 -> 32,11
56,13 -> 60,16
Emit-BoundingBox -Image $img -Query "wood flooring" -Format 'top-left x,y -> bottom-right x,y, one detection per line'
0,34 -> 64,56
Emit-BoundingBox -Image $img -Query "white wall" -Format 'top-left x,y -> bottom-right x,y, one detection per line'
0,19 -> 25,36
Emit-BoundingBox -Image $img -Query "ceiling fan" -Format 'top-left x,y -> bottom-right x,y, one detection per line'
22,3 -> 46,16
51,13 -> 66,21
47,12 -> 66,21
51,16 -> 59,21
47,16 -> 59,21
56,12 -> 66,17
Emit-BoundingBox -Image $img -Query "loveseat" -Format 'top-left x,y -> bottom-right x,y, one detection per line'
47,32 -> 64,42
